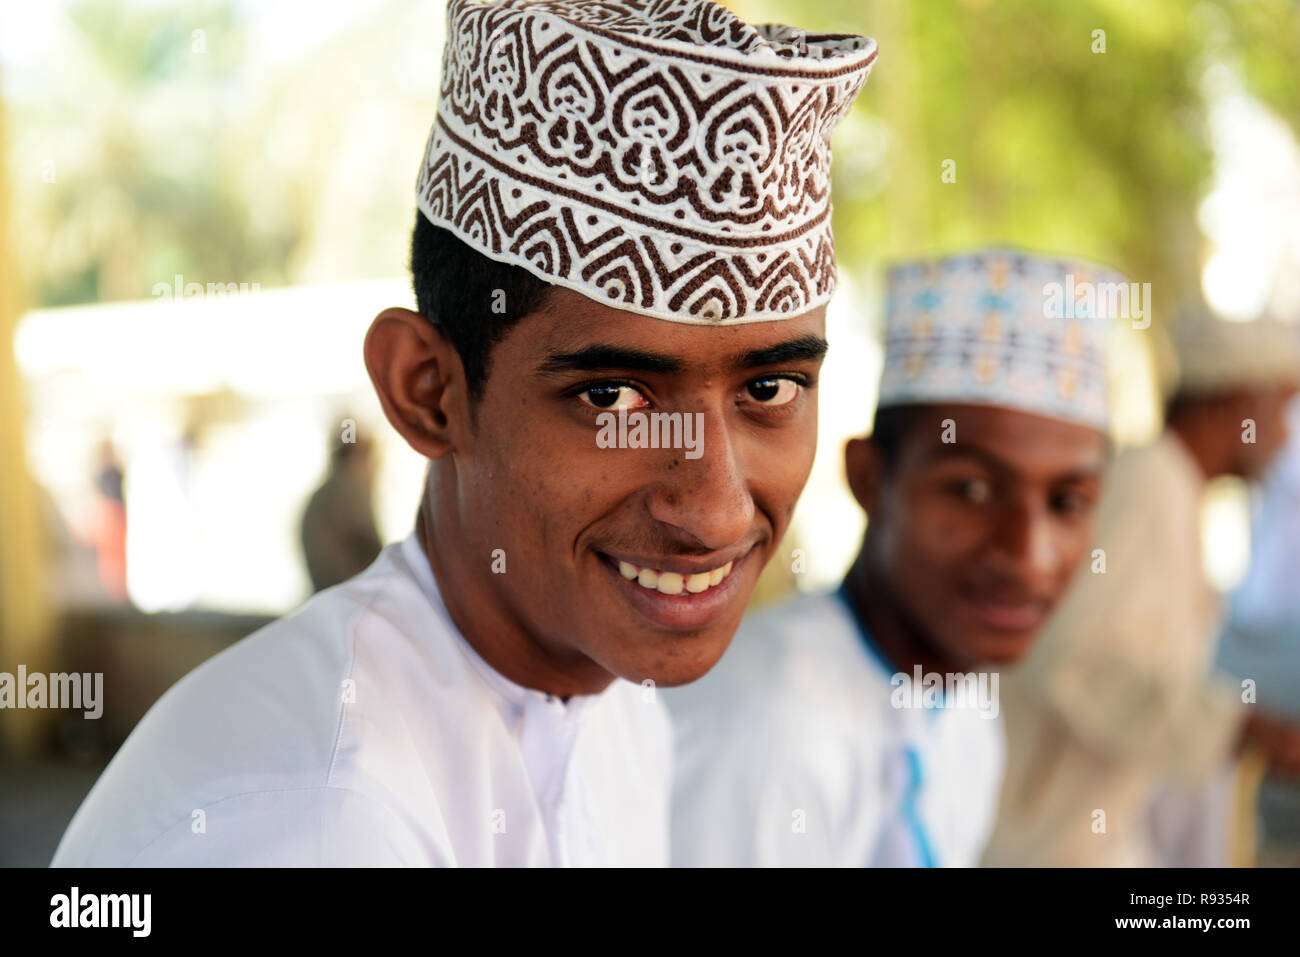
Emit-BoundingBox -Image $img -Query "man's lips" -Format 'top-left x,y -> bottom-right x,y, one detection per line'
598,547 -> 753,631
603,548 -> 750,578
958,591 -> 1052,633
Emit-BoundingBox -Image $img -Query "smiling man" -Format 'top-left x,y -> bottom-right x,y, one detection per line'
51,0 -> 875,867
668,249 -> 1120,866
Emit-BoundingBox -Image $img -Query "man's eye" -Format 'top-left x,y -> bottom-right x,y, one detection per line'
1051,489 -> 1094,516
577,384 -> 648,411
743,377 -> 801,406
952,478 -> 993,505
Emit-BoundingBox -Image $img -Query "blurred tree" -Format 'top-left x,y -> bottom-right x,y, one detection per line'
7,0 -> 440,308
9,0 -> 295,305
738,0 -> 1300,324
1221,0 -> 1300,138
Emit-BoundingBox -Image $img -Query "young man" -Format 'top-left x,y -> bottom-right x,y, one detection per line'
668,249 -> 1118,866
983,310 -> 1300,868
1220,394 -> 1300,864
51,0 -> 876,866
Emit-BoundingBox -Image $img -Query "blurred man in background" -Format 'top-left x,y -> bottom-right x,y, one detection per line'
299,426 -> 382,594
1218,394 -> 1300,864
90,438 -> 128,603
984,310 -> 1300,867
670,249 -> 1118,866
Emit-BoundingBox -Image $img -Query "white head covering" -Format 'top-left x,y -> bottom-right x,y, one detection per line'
416,0 -> 877,324
1172,306 -> 1300,396
877,248 -> 1126,431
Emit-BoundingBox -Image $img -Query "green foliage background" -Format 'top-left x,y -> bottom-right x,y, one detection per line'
786,0 -> 1300,319
7,0 -> 1300,331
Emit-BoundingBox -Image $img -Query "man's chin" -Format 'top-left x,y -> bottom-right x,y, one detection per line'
961,629 -> 1040,668
601,631 -> 737,690
646,657 -> 726,689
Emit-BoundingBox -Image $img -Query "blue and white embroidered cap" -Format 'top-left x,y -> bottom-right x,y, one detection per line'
877,248 -> 1127,431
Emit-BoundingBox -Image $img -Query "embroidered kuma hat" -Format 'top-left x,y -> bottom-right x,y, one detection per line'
878,248 -> 1128,431
1170,304 -> 1300,397
416,0 -> 877,324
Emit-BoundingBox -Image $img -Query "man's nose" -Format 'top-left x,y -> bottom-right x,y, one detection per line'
986,498 -> 1058,586
643,414 -> 754,551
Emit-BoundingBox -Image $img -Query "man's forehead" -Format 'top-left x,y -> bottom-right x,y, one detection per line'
904,405 -> 1108,476
526,292 -> 828,372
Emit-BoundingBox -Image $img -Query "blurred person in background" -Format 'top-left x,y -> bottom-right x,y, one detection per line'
669,250 -> 1117,866
1217,392 -> 1300,864
90,438 -> 128,603
49,0 -> 876,867
299,426 -> 382,593
984,309 -> 1300,867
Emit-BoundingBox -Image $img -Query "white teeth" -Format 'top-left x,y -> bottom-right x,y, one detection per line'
618,558 -> 734,595
657,572 -> 684,595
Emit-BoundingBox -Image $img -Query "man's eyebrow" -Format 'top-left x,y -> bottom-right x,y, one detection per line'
919,443 -> 1107,480
917,444 -> 1010,472
535,333 -> 828,378
536,345 -> 685,376
732,334 -> 829,372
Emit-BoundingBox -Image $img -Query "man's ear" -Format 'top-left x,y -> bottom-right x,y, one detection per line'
363,307 -> 467,460
844,435 -> 884,516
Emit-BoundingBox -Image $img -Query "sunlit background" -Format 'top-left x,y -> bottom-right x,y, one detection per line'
3,0 -> 1300,864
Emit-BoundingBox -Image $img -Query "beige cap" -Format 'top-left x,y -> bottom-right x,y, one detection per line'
1172,306 -> 1300,396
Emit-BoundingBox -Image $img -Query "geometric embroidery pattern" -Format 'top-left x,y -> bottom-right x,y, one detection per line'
417,0 -> 877,323
879,249 -> 1125,429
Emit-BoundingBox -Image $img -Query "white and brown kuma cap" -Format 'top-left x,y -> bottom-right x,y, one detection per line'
416,0 -> 877,324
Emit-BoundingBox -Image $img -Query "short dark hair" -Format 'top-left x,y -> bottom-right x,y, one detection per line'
1164,388 -> 1240,427
868,404 -> 925,470
409,211 -> 554,401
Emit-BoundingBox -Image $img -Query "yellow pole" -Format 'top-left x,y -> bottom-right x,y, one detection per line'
0,70 -> 57,756
1231,749 -> 1267,867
